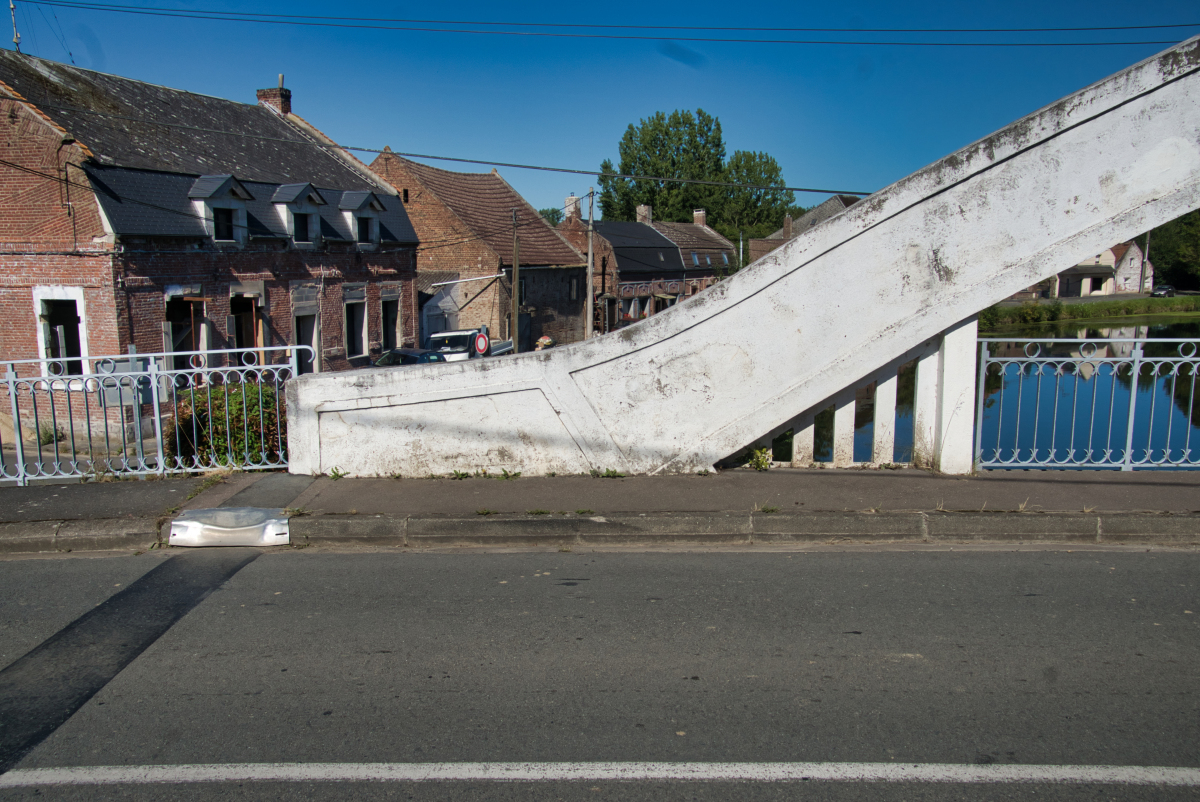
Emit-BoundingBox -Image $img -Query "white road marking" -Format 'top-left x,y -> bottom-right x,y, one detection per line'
2,763 -> 1199,787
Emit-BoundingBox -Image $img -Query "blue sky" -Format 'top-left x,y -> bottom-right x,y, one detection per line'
6,1 -> 1197,219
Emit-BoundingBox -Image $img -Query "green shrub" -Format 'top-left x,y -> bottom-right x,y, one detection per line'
166,381 -> 283,467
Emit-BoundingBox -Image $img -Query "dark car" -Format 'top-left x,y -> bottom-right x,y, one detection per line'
372,348 -> 447,368
1151,285 -> 1176,297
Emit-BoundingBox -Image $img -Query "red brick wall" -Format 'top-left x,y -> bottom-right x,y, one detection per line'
370,153 -> 510,337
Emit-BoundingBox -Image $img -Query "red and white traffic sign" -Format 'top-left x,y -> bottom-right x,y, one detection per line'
473,332 -> 490,355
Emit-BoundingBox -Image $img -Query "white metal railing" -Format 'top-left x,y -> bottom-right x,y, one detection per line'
976,338 -> 1200,470
2,345 -> 312,485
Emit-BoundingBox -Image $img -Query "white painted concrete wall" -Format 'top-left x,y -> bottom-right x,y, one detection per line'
289,38 -> 1200,478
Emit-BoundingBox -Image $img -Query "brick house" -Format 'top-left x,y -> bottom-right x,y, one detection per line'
558,203 -> 733,333
0,52 -> 419,384
369,150 -> 586,349
747,194 -> 860,263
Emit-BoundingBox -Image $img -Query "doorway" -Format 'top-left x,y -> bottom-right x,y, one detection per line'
294,314 -> 316,374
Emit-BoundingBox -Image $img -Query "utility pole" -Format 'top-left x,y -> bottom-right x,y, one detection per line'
739,231 -> 743,271
511,209 -> 520,354
9,0 -> 21,53
585,188 -> 595,339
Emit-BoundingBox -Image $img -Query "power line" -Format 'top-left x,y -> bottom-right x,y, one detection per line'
14,98 -> 873,195
23,1 -> 1187,46
24,2 -> 1200,34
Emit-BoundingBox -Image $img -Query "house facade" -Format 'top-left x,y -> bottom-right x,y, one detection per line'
558,203 -> 734,334
0,52 -> 419,380
369,150 -> 586,349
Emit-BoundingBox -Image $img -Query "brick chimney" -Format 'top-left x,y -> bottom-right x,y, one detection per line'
693,209 -> 707,227
636,204 -> 652,224
257,74 -> 292,115
565,194 -> 581,220
783,214 -> 793,239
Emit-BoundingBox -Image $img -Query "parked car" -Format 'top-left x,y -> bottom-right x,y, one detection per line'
424,328 -> 493,361
372,348 -> 447,368
1151,285 -> 1176,297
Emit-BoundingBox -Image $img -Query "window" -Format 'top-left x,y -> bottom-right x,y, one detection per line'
706,255 -> 712,266
402,189 -> 409,203
213,208 -> 235,241
722,253 -> 729,265
658,252 -> 664,261
357,217 -> 372,243
344,301 -> 366,356
382,299 -> 400,350
691,252 -> 699,266
293,213 -> 311,243
518,277 -> 527,306
40,299 -> 83,375
570,277 -> 578,302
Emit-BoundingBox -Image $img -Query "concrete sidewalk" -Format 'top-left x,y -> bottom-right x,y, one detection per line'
1,468 -> 1198,554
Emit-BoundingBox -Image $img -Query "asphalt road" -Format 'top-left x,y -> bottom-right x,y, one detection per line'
1,545 -> 1197,800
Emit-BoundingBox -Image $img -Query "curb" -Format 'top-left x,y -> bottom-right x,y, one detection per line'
2,511 -> 1198,555
287,511 -> 1200,549
0,517 -> 161,554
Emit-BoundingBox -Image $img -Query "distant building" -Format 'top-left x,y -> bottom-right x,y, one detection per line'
1007,242 -> 1154,300
558,204 -> 734,334
370,151 -> 586,349
748,195 -> 861,263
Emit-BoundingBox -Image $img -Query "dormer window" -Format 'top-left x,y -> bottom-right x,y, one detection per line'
271,183 -> 327,247
339,190 -> 386,247
294,213 -> 312,243
213,208 -> 235,241
188,174 -> 254,246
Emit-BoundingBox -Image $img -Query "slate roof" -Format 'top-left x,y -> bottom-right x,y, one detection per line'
650,221 -> 735,252
593,221 -> 686,276
384,155 -> 582,267
764,195 -> 861,240
85,165 -> 418,243
0,51 -> 377,189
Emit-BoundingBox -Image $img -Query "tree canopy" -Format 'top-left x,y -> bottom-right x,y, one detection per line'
538,207 -> 564,226
598,109 -> 807,250
1142,209 -> 1200,290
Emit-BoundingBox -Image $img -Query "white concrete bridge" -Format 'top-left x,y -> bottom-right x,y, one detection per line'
288,38 -> 1200,478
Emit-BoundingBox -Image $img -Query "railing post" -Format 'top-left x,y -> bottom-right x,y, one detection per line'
974,340 -> 989,472
833,386 -> 856,466
872,371 -> 897,465
934,316 -> 979,474
1121,341 -> 1144,471
790,410 -> 815,467
148,355 -> 166,477
6,362 -> 28,487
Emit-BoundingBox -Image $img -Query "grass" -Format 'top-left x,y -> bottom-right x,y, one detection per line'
575,509 -> 594,515
476,508 -> 498,516
979,296 -> 1200,331
527,509 -> 550,515
590,468 -> 625,478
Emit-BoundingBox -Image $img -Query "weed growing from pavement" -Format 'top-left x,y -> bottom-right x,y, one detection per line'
748,448 -> 772,471
696,469 -> 711,476
390,472 -> 404,480
476,508 -> 498,516
450,470 -> 471,480
527,509 -> 550,515
283,507 -> 310,517
328,467 -> 348,481
591,468 -> 625,478
760,505 -> 779,514
498,469 -> 521,480
576,509 -> 594,515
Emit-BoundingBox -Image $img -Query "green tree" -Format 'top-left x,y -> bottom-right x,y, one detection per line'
1140,209 -> 1200,290
714,150 -> 796,242
538,207 -> 564,226
598,109 -> 726,223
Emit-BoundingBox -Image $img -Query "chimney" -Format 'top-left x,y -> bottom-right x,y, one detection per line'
693,209 -> 707,227
783,214 -> 793,240
565,194 -> 581,220
636,204 -> 652,224
256,74 -> 292,115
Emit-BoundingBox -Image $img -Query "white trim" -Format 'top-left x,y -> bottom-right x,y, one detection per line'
32,285 -> 90,377
2,762 -> 1198,788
